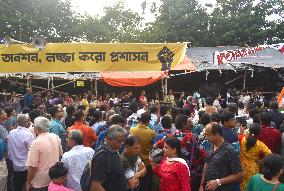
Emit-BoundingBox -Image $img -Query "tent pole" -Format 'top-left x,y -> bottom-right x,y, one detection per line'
95,79 -> 98,98
165,77 -> 168,95
243,71 -> 246,89
161,78 -> 164,99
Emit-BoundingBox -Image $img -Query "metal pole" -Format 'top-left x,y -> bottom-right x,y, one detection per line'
95,79 -> 98,97
165,77 -> 168,95
19,25 -> 22,41
243,71 -> 246,89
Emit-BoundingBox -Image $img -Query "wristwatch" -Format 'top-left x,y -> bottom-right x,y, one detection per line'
216,179 -> 222,186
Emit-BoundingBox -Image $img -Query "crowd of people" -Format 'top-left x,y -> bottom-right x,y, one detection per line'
0,87 -> 284,191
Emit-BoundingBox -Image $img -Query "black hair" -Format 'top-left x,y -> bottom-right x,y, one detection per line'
110,114 -> 126,125
246,123 -> 261,151
74,110 -> 84,121
4,107 -> 14,117
254,101 -> 262,108
249,108 -> 259,118
48,162 -> 68,179
261,154 -> 284,180
125,135 -> 140,146
198,110 -> 206,119
174,114 -> 188,130
260,112 -> 272,126
88,107 -> 96,117
269,101 -> 279,111
66,105 -> 75,115
227,103 -> 237,115
161,116 -> 172,130
237,101 -> 244,109
120,108 -> 131,119
171,107 -> 181,122
205,97 -> 214,106
22,107 -> 30,114
252,114 -> 260,124
211,122 -> 222,136
160,104 -> 168,116
221,111 -> 235,123
93,110 -> 102,122
29,109 -> 41,123
211,112 -> 221,123
181,108 -> 191,117
50,106 -> 60,118
280,123 -> 284,133
77,105 -> 86,111
149,105 -> 158,114
164,137 -> 183,158
129,102 -> 138,113
201,113 -> 211,126
140,112 -> 151,124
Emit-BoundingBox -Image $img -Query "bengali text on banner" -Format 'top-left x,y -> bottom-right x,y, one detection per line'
0,43 -> 186,72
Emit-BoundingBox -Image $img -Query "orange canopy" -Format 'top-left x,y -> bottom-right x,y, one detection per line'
100,55 -> 196,87
100,71 -> 167,87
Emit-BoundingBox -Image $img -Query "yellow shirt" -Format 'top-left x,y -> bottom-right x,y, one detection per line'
240,138 -> 271,191
129,124 -> 156,166
81,98 -> 90,110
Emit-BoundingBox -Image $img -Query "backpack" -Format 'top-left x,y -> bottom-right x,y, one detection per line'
181,133 -> 206,191
80,147 -> 110,191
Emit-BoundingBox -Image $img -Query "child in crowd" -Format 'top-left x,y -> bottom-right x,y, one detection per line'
48,162 -> 74,191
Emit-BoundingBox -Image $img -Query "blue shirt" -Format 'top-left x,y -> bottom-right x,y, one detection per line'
0,139 -> 7,160
96,122 -> 110,136
23,94 -> 34,108
50,119 -> 67,151
0,125 -> 8,141
222,126 -> 240,153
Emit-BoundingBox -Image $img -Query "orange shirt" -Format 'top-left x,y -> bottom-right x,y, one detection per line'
67,122 -> 97,147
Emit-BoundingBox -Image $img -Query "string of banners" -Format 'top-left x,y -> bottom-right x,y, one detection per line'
0,43 -> 186,72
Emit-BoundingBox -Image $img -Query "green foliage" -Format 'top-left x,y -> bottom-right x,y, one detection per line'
208,0 -> 283,46
0,0 -> 283,46
82,2 -> 143,43
0,0 -> 83,42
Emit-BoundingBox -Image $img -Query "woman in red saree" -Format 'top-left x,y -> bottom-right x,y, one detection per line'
150,137 -> 191,191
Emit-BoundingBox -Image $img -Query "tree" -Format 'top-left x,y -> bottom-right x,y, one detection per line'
208,0 -> 283,46
83,2 -> 143,43
0,0 -> 83,43
141,0 -> 210,46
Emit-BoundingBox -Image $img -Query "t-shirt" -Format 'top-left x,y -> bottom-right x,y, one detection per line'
246,174 -> 284,191
91,144 -> 127,191
48,182 -> 74,191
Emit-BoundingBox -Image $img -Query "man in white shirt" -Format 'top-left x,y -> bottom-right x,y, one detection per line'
62,129 -> 94,191
8,114 -> 34,191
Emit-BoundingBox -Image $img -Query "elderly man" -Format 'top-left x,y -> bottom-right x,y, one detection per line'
62,130 -> 94,191
8,114 -> 34,191
27,117 -> 63,191
91,125 -> 127,191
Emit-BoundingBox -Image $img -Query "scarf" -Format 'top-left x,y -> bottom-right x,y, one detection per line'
167,157 -> 191,176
